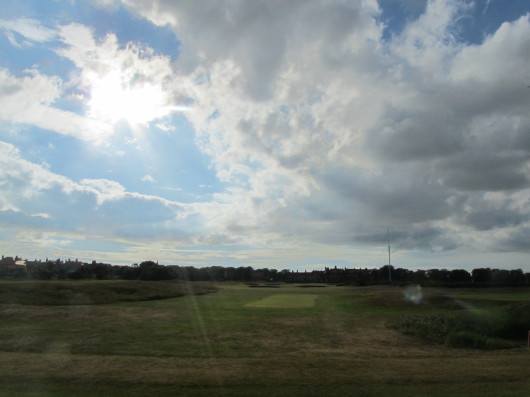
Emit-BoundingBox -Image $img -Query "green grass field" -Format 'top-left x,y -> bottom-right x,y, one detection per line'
0,281 -> 529,396
245,293 -> 318,308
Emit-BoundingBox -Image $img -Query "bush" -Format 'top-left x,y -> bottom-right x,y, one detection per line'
499,302 -> 530,339
446,330 -> 488,349
391,302 -> 530,349
390,313 -> 470,344
445,330 -> 517,349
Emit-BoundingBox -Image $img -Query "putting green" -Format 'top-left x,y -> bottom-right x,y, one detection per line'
245,294 -> 318,308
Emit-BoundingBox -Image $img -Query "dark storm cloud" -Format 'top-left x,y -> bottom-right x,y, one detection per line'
354,226 -> 459,252
439,151 -> 529,191
321,165 -> 453,224
496,227 -> 530,253
463,207 -> 526,231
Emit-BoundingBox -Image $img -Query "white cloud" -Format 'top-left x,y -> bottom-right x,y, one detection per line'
0,17 -> 57,47
79,178 -> 127,205
451,14 -> 530,84
110,0 -> 530,257
56,23 -> 189,127
0,68 -> 113,143
141,174 -> 156,183
0,20 -> 189,142
2,1 -> 530,266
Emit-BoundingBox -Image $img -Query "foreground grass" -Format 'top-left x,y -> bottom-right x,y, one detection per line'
0,283 -> 529,396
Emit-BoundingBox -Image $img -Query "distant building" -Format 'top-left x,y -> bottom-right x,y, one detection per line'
287,270 -> 324,283
1,255 -> 27,276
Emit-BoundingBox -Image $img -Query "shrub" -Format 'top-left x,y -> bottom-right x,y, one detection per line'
390,313 -> 470,344
498,302 -> 530,339
446,330 -> 488,349
391,302 -> 530,349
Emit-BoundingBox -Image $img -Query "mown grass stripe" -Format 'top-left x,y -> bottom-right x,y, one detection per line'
245,294 -> 318,308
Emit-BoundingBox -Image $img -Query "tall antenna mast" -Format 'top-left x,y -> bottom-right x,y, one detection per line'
387,227 -> 392,283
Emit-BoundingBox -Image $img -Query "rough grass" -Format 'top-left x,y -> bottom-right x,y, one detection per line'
453,288 -> 530,302
390,294 -> 530,349
0,283 -> 529,396
390,312 -> 520,349
0,280 -> 218,305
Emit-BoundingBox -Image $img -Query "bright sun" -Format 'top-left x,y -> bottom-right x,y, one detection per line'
87,70 -> 176,126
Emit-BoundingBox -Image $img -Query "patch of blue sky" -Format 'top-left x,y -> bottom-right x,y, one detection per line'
1,1 -> 180,58
4,125 -> 119,181
0,37 -> 84,117
51,91 -> 87,115
0,32 -> 65,75
378,0 -> 530,45
377,0 -> 426,41
0,0 -> 45,21
0,123 -> 151,200
0,112 -> 222,206
456,0 -> 530,44
134,117 -> 225,202
67,2 -> 181,60
207,110 -> 220,121
21,115 -> 223,204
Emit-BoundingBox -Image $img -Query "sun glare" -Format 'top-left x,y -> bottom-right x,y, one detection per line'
87,71 -> 182,126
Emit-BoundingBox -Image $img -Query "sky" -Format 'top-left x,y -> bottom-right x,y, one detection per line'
0,0 -> 529,271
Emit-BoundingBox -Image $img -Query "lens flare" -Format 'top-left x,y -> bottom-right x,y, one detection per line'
404,284 -> 423,304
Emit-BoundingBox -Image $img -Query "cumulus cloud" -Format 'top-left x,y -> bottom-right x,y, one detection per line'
0,19 -> 189,142
56,23 -> 190,125
141,174 -> 157,183
2,0 -> 530,266
108,0 -> 530,256
0,68 -> 113,142
0,17 -> 57,47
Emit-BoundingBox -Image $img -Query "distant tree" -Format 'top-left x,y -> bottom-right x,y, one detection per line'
377,265 -> 394,283
393,267 -> 412,283
183,266 -> 200,281
412,270 -> 428,283
449,269 -> 471,284
267,268 -> 278,281
508,269 -> 525,286
427,269 -> 450,285
235,266 -> 253,281
472,268 -> 492,284
119,265 -> 140,280
205,266 -> 226,281
492,269 -> 510,286
277,269 -> 290,282
138,261 -> 172,281
93,263 -> 112,280
29,262 -> 56,280
13,266 -> 27,279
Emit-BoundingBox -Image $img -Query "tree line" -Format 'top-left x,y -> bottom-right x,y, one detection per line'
1,256 -> 529,286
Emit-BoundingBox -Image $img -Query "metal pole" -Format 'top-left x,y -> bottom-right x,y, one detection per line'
387,227 -> 391,283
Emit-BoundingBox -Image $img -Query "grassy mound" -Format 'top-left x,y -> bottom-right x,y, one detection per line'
0,280 -> 218,305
